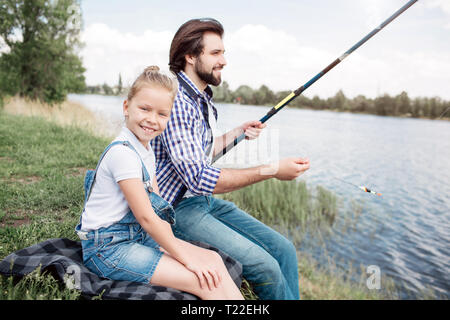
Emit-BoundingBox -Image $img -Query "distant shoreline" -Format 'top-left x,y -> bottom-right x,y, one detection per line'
76,92 -> 450,122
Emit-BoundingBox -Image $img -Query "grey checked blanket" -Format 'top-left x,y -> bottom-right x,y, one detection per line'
0,238 -> 243,300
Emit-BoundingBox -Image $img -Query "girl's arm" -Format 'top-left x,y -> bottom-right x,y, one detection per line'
118,178 -> 221,289
118,178 -> 182,258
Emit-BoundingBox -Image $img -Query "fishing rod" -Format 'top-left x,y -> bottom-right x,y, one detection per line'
212,0 -> 418,164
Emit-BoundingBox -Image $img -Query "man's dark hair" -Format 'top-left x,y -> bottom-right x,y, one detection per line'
169,18 -> 224,74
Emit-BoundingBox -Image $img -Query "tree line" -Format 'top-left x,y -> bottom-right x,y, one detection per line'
84,74 -> 125,96
211,82 -> 450,120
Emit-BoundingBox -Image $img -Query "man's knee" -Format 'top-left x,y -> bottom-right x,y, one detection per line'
251,254 -> 284,287
281,237 -> 297,257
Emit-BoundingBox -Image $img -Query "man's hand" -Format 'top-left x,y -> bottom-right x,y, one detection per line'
239,120 -> 266,140
273,157 -> 310,180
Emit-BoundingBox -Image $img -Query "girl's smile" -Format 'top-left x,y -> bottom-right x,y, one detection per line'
123,86 -> 173,148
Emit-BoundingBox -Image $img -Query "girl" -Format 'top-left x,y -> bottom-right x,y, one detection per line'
75,66 -> 243,300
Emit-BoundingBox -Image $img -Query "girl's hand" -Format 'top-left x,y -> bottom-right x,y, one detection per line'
175,240 -> 224,290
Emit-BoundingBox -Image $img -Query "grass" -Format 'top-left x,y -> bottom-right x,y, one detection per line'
0,267 -> 81,300
218,180 -> 339,249
0,103 -> 109,300
0,98 -> 406,300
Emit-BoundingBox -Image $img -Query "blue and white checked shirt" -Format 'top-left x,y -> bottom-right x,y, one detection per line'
150,71 -> 221,205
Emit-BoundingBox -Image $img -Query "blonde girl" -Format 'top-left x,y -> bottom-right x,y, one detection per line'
75,66 -> 243,300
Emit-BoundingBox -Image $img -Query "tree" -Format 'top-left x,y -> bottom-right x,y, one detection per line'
212,80 -> 232,103
374,94 -> 392,116
329,89 -> 348,111
352,95 -> 371,113
252,85 -> 275,106
0,0 -> 85,104
116,73 -> 123,95
394,91 -> 410,116
233,85 -> 254,105
102,82 -> 113,95
311,95 -> 324,110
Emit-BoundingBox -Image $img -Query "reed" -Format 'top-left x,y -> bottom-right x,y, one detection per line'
2,96 -> 111,138
217,179 -> 339,244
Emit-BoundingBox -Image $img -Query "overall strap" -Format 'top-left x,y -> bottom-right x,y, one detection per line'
119,141 -> 153,193
84,141 -> 153,205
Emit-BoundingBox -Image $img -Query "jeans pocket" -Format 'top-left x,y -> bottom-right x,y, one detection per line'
84,256 -> 108,279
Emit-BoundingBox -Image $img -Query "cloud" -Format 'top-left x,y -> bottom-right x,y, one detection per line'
80,22 -> 450,100
424,0 -> 450,15
80,23 -> 173,86
224,24 -> 334,91
224,24 -> 450,99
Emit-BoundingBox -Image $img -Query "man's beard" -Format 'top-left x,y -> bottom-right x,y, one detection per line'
195,58 -> 222,86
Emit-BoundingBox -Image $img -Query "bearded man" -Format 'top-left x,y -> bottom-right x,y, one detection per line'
150,18 -> 310,300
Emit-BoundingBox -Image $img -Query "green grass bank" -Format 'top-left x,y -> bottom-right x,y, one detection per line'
0,108 -> 399,300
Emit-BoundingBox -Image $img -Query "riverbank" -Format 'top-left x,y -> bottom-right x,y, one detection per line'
0,97 -> 401,300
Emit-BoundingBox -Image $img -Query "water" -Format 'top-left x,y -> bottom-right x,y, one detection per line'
69,94 -> 450,299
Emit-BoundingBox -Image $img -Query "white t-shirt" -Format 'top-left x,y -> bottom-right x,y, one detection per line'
81,127 -> 156,231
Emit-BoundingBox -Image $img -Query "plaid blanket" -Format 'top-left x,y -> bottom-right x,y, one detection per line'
0,238 -> 243,300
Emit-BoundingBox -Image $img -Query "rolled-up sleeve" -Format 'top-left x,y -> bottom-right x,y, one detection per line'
161,96 -> 221,195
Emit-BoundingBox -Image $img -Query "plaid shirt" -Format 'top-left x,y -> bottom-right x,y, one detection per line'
150,71 -> 221,205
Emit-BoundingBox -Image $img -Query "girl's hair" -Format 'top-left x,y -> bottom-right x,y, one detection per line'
127,65 -> 178,101
169,18 -> 224,74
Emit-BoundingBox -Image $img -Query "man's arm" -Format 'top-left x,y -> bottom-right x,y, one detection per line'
213,157 -> 310,194
212,166 -> 272,194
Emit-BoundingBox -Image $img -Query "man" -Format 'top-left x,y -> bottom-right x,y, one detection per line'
151,18 -> 310,300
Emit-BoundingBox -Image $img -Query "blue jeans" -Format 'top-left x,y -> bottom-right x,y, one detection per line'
172,195 -> 300,300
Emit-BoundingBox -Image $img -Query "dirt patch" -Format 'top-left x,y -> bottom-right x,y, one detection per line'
0,209 -> 33,227
0,156 -> 14,163
67,167 -> 89,177
7,175 -> 42,184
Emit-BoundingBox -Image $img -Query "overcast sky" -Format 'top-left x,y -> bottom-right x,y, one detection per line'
80,0 -> 450,100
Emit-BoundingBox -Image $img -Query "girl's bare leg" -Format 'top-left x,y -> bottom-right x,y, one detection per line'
150,253 -> 244,300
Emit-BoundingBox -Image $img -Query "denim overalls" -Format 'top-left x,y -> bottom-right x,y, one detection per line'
75,141 -> 175,283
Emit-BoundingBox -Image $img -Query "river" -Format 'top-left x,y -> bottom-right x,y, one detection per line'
69,93 -> 450,299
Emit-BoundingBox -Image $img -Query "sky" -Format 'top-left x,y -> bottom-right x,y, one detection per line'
80,0 -> 450,100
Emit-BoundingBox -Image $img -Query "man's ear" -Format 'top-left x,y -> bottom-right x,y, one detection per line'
185,54 -> 196,66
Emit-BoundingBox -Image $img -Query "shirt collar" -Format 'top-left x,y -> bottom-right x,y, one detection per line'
178,71 -> 214,101
118,126 -> 152,159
